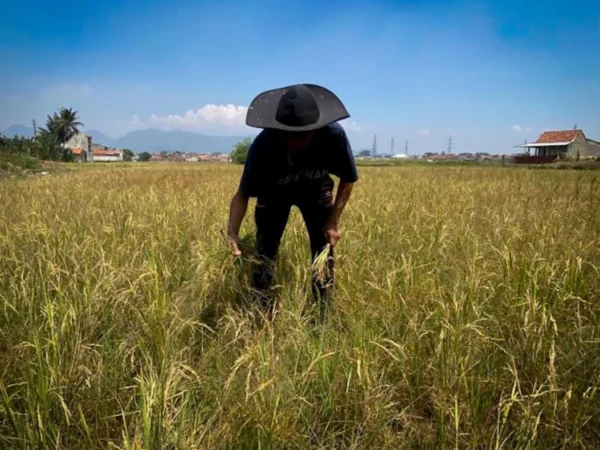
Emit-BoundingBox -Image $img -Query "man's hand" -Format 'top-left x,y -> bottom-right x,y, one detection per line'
227,189 -> 249,257
228,231 -> 242,257
322,180 -> 354,248
323,221 -> 341,247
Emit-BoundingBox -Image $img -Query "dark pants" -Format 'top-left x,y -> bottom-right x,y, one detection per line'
251,190 -> 334,309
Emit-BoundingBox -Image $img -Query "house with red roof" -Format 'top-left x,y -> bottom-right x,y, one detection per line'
71,148 -> 87,162
65,132 -> 93,162
518,129 -> 600,162
92,148 -> 124,162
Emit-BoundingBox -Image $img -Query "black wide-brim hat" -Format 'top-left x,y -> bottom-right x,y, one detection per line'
246,83 -> 350,132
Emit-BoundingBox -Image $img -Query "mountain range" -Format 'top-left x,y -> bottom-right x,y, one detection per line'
1,125 -> 256,153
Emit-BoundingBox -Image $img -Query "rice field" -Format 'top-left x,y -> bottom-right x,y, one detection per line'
0,163 -> 599,449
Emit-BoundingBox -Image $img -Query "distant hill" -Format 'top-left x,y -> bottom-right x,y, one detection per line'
85,129 -> 116,147
1,125 -> 256,153
113,128 -> 254,153
2,125 -> 34,138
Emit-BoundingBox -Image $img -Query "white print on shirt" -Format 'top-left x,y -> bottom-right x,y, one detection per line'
277,168 -> 330,185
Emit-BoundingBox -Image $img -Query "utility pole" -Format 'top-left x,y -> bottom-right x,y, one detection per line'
573,124 -> 578,130
32,119 -> 37,137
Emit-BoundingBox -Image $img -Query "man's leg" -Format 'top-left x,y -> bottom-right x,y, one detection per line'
252,201 -> 291,308
297,198 -> 335,309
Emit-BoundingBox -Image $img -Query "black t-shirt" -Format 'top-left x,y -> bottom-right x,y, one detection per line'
239,123 -> 359,200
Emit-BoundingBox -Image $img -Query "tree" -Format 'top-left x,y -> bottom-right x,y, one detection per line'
61,148 -> 75,162
44,107 -> 83,145
123,149 -> 135,161
0,132 -> 62,161
358,149 -> 371,157
33,131 -> 61,160
39,107 -> 84,161
230,138 -> 252,164
0,134 -> 31,154
138,152 -> 152,162
1,107 -> 84,163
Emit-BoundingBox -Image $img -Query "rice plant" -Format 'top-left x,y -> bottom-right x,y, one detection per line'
0,163 -> 598,449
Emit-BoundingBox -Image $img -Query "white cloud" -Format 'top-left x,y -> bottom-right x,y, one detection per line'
340,118 -> 362,132
130,104 -> 249,131
510,125 -> 532,132
418,128 -> 430,136
131,104 -> 362,133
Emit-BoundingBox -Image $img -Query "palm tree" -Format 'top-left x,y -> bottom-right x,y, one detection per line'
46,107 -> 83,145
42,107 -> 83,160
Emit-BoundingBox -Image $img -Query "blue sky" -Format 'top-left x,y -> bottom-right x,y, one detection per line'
1,0 -> 599,154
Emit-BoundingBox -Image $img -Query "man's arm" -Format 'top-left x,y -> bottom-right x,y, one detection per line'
327,180 -> 354,226
323,181 -> 354,247
226,133 -> 263,256
324,126 -> 359,246
227,188 -> 249,256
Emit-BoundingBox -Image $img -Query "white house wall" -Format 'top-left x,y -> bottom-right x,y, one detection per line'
65,132 -> 92,154
585,140 -> 600,157
93,155 -> 123,162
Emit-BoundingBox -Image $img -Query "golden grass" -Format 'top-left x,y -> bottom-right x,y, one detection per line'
0,163 -> 599,449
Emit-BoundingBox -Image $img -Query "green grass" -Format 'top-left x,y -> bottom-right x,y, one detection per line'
0,163 -> 599,448
0,151 -> 42,175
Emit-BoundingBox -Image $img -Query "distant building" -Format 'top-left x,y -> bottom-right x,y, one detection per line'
518,129 -> 600,162
64,132 -> 92,162
93,149 -> 124,162
145,151 -> 231,163
71,148 -> 87,163
170,154 -> 186,163
198,153 -> 230,163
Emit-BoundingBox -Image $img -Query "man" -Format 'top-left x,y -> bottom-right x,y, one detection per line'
227,83 -> 358,314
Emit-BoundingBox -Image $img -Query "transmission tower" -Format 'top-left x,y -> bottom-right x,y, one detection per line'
372,134 -> 377,156
405,139 -> 409,155
447,136 -> 453,153
32,119 -> 37,137
390,137 -> 394,155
